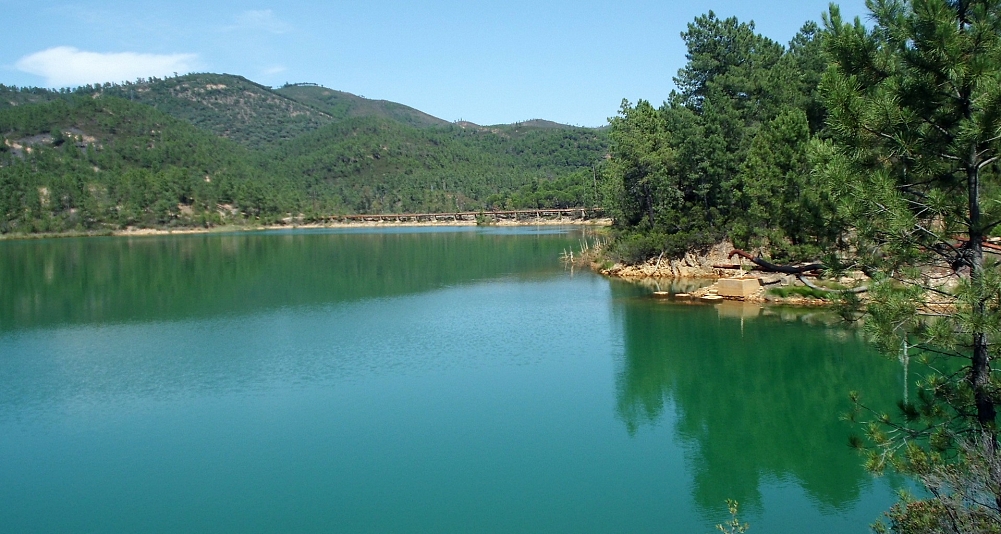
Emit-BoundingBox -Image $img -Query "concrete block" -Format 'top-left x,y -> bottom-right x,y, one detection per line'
717,277 -> 761,297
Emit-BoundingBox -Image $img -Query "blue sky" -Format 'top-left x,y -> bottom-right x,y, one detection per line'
1,0 -> 870,126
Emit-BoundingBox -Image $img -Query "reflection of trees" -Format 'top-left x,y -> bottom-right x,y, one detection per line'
0,230 -> 573,330
614,293 -> 905,512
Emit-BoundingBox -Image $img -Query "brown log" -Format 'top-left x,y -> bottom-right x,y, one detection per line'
955,237 -> 1001,253
728,249 -> 825,274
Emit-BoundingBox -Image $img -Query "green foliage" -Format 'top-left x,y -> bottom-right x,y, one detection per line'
0,84 -> 67,109
261,116 -> 607,214
822,0 -> 1001,531
275,84 -> 448,129
606,99 -> 678,228
872,436 -> 1001,534
603,12 -> 840,263
0,94 -> 301,232
507,167 -> 602,209
474,212 -> 493,226
732,109 -> 840,260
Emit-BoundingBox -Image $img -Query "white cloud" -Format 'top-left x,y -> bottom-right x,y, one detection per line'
229,10 -> 292,34
15,46 -> 199,87
261,65 -> 287,76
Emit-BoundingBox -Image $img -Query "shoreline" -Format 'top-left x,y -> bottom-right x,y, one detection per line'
602,267 -> 845,306
589,241 -> 868,307
0,217 -> 613,241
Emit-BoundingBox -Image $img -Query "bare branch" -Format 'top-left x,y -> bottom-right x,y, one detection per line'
977,156 -> 999,169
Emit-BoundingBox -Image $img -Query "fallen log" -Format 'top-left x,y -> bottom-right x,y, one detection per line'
955,237 -> 1001,254
797,274 -> 869,294
728,249 -> 825,274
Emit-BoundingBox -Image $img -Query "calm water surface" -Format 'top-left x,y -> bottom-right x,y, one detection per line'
0,227 -> 905,533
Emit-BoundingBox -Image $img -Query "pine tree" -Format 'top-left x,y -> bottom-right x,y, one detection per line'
823,0 -> 1001,530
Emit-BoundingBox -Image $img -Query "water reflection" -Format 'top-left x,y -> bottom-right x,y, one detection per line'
0,232 -> 905,533
612,282 -> 904,514
625,277 -> 715,294
0,227 -> 578,331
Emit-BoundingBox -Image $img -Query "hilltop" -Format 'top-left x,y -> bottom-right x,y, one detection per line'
274,83 -> 448,129
91,74 -> 333,149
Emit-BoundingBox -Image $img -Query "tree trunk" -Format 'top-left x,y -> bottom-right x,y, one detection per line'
643,183 -> 655,227
967,155 -> 995,432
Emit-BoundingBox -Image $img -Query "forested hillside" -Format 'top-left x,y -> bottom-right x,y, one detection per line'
0,85 -> 65,109
89,74 -> 335,148
263,116 -> 606,213
0,76 -> 608,233
275,84 -> 449,129
0,94 -> 306,232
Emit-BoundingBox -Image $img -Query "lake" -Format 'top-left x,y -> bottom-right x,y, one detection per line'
0,227 -> 905,533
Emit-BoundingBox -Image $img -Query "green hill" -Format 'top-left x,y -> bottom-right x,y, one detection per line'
78,73 -> 335,149
0,74 -> 609,234
493,119 -> 572,129
275,84 -> 449,129
0,85 -> 66,109
0,94 -> 301,233
262,116 -> 607,213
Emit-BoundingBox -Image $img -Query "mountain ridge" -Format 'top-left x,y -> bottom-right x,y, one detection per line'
2,74 -> 586,141
0,76 -> 610,234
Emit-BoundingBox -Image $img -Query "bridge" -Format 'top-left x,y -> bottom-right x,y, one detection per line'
322,207 -> 606,223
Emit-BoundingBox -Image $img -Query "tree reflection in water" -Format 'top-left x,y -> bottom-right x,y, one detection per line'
612,283 -> 908,514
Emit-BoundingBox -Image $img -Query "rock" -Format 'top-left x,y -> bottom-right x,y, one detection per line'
759,274 -> 785,285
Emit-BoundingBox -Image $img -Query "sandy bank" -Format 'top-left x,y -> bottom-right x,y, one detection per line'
0,217 -> 613,240
114,217 -> 612,236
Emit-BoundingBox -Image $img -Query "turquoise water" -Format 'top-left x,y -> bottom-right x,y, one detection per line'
0,227 -> 903,532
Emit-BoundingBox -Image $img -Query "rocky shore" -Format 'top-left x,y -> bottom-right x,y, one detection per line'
597,241 -> 869,306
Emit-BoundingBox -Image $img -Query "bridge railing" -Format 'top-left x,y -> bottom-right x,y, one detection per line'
322,208 -> 605,222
